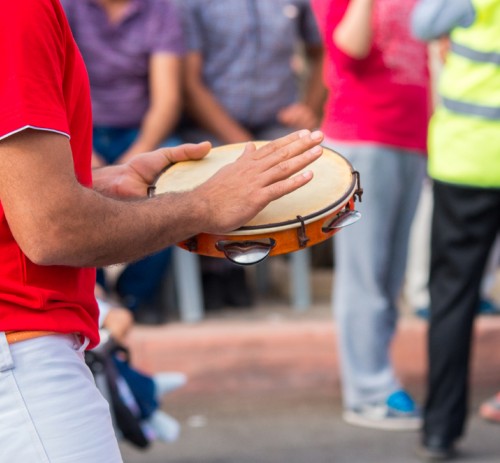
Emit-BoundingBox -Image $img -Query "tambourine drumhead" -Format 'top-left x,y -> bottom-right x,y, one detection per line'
154,142 -> 356,235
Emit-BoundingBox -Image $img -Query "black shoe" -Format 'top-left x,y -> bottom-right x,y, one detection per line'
416,435 -> 456,461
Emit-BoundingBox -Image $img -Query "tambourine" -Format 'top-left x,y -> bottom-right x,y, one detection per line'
150,142 -> 362,265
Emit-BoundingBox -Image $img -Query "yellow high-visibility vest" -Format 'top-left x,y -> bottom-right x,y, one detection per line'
428,0 -> 500,187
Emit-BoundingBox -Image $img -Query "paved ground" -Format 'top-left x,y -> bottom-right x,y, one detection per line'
118,264 -> 500,462
120,387 -> 500,463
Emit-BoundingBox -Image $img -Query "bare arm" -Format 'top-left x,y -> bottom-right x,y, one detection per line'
333,0 -> 375,59
183,51 -> 253,143
117,53 -> 182,164
0,129 -> 323,267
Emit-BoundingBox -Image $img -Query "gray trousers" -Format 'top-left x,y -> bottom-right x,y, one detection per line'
325,140 -> 426,409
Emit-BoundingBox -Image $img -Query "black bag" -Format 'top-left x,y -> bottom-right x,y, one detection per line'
85,339 -> 151,449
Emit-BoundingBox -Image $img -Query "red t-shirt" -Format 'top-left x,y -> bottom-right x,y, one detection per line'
311,0 -> 431,153
0,0 -> 99,347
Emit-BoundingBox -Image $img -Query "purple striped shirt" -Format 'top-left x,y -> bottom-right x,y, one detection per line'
61,0 -> 185,127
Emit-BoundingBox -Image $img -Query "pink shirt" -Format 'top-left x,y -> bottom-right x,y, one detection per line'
311,0 -> 431,153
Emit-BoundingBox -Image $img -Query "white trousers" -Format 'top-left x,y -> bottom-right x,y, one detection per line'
0,333 -> 122,463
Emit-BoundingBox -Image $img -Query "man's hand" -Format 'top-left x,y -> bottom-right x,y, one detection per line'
92,141 -> 212,198
277,103 -> 319,131
192,129 -> 324,234
437,36 -> 450,63
103,307 -> 134,346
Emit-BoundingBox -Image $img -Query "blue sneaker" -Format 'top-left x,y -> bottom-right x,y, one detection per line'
343,390 -> 422,431
477,299 -> 500,315
414,307 -> 430,320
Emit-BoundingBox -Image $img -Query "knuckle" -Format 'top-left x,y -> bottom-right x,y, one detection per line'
276,159 -> 290,173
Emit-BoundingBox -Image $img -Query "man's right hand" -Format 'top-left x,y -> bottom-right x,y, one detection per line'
192,129 -> 324,234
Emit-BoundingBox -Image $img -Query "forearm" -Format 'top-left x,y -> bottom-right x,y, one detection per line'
121,53 -> 183,160
333,0 -> 374,59
0,130 -> 205,267
33,185 -> 204,268
121,103 -> 180,159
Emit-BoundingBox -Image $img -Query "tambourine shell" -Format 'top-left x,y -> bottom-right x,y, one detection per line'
153,142 -> 360,261
177,197 -> 356,259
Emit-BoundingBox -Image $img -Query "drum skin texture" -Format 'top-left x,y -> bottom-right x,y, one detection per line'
152,142 -> 362,264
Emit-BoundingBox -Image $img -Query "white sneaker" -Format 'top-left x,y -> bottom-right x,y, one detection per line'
153,372 -> 187,399
146,411 -> 181,443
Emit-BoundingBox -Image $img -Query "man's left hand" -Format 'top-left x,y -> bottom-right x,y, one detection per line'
92,141 -> 212,198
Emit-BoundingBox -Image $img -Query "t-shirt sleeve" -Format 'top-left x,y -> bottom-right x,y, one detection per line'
176,0 -> 203,53
0,0 -> 70,140
147,0 -> 186,56
411,0 -> 476,41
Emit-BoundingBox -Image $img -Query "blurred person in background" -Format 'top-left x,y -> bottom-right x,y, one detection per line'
62,0 -> 185,322
175,0 -> 325,310
93,284 -> 187,445
405,37 -> 500,320
311,0 -> 431,430
412,0 -> 500,459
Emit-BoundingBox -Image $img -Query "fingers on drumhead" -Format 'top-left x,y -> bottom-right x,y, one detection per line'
251,130 -> 312,159
266,170 -> 313,200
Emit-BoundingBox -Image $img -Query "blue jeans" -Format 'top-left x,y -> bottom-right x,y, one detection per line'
93,126 -> 183,164
93,126 -> 181,312
325,140 -> 426,409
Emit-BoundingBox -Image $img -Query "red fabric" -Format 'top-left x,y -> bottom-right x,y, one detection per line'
311,0 -> 431,153
0,0 -> 99,348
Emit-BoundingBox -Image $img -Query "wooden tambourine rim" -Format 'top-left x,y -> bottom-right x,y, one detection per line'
150,143 -> 358,235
